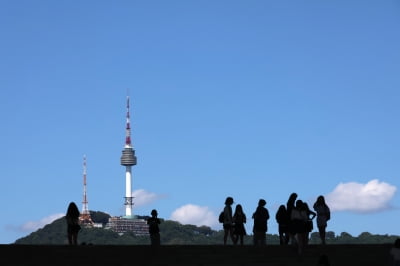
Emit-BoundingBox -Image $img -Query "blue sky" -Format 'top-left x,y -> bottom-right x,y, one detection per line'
1,1 -> 399,244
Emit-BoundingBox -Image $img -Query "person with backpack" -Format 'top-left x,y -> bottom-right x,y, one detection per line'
221,196 -> 236,245
147,209 -> 161,246
252,199 -> 269,246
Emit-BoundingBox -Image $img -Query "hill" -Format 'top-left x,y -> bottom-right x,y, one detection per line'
14,211 -> 399,245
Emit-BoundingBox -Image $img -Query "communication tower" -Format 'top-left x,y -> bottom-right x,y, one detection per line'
120,96 -> 137,218
79,155 -> 94,226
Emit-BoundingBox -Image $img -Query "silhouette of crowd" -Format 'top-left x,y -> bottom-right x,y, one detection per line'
219,193 -> 331,252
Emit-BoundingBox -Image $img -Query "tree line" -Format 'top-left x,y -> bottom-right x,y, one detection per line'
14,211 -> 399,245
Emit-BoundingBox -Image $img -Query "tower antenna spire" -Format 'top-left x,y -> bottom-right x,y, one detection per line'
120,93 -> 137,218
79,155 -> 93,226
125,95 -> 132,148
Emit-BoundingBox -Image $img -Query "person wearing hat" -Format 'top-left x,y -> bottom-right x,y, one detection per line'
252,199 -> 270,246
147,209 -> 161,246
223,196 -> 236,245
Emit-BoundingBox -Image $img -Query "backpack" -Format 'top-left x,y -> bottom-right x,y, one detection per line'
218,211 -> 224,223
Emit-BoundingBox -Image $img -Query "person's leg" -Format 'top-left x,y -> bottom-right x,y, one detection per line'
279,231 -> 285,245
72,232 -> 78,245
297,233 -> 305,255
67,232 -> 73,245
230,227 -> 236,244
320,226 -> 326,244
262,233 -> 266,246
223,228 -> 228,245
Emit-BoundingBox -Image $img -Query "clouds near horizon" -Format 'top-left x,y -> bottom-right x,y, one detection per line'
132,189 -> 166,207
326,179 -> 396,213
7,213 -> 65,233
170,204 -> 218,228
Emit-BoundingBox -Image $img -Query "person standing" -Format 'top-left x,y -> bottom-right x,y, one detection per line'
232,204 -> 247,245
275,205 -> 289,245
252,199 -> 270,246
223,196 -> 236,245
66,202 -> 81,245
147,209 -> 161,246
313,195 -> 330,245
290,200 -> 308,255
286,193 -> 298,245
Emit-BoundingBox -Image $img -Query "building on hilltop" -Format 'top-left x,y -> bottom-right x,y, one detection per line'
106,216 -> 149,235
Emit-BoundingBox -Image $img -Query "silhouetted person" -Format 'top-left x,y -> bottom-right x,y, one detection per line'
304,202 -> 316,245
290,200 -> 308,255
313,195 -> 330,245
252,199 -> 269,246
390,238 -> 400,266
147,209 -> 161,246
317,254 -> 330,266
275,204 -> 289,245
66,202 -> 81,245
286,193 -> 298,245
222,196 -> 236,245
232,204 -> 247,245
286,193 -> 298,218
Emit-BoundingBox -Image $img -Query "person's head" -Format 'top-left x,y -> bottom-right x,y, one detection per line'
317,195 -> 326,205
66,202 -> 79,217
295,199 -> 303,208
289,193 -> 298,200
225,197 -> 234,205
258,199 -> 266,207
235,204 -> 243,213
151,209 -> 158,217
278,204 -> 286,212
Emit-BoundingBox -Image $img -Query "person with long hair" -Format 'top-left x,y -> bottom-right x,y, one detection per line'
286,193 -> 298,245
232,204 -> 247,245
313,195 -> 330,245
66,202 -> 81,245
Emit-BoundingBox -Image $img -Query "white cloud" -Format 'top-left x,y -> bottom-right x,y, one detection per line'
170,204 -> 218,228
132,189 -> 166,207
19,213 -> 65,232
326,179 -> 397,213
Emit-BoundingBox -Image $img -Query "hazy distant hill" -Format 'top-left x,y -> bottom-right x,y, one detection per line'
14,211 -> 399,245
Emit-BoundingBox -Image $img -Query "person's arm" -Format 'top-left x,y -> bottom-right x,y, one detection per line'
309,210 -> 316,220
